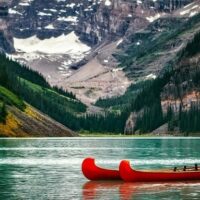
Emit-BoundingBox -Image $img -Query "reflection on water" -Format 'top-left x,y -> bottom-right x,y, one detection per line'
83,181 -> 200,200
0,138 -> 200,199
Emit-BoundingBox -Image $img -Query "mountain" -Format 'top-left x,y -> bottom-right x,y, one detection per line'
1,0 -> 200,135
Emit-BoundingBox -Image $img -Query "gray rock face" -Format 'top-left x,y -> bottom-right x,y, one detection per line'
76,0 -> 193,45
124,112 -> 138,135
0,30 -> 14,53
0,15 -> 14,53
9,0 -> 88,39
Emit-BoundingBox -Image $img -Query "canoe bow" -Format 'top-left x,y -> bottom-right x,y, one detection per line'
82,157 -> 121,180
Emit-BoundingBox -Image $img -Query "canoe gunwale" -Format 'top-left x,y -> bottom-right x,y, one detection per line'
124,160 -> 200,174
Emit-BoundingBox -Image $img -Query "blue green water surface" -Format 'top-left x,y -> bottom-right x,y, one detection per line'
0,138 -> 200,200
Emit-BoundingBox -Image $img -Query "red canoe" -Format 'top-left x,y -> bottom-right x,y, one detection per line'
82,157 -> 121,180
119,160 -> 200,182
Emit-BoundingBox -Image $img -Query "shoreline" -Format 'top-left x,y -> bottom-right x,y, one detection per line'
0,134 -> 172,138
1,132 -> 200,138
79,132 -> 200,137
79,133 -> 176,137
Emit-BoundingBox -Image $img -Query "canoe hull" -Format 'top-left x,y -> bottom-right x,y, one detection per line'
82,157 -> 121,181
120,160 -> 200,182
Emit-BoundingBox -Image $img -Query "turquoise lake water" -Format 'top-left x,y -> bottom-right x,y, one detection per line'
0,138 -> 200,199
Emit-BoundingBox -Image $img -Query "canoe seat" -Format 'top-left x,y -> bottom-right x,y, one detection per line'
173,167 -> 177,172
173,164 -> 199,172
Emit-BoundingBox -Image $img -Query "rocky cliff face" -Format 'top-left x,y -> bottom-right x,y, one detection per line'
0,28 -> 14,53
0,8 -> 14,53
9,0 -> 90,39
76,0 -> 193,45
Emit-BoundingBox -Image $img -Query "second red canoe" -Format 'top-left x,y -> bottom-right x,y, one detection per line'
119,160 -> 200,182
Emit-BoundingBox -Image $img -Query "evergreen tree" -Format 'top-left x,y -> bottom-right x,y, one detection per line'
0,102 -> 7,124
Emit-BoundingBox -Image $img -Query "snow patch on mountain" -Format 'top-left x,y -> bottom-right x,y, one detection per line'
146,74 -> 157,80
105,0 -> 111,6
11,31 -> 91,82
13,31 -> 91,54
146,13 -> 161,22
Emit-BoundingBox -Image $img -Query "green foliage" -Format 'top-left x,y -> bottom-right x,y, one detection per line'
0,63 -> 8,87
179,104 -> 200,133
192,70 -> 200,87
0,101 -> 6,123
179,32 -> 200,59
134,28 -> 200,133
166,106 -> 178,132
132,72 -> 171,112
79,111 -> 129,133
18,78 -> 86,114
0,86 -> 25,110
0,54 -> 49,88
52,86 -> 76,100
135,101 -> 164,133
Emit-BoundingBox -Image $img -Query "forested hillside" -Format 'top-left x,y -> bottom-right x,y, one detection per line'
0,54 -> 83,136
95,13 -> 200,135
135,29 -> 200,134
0,87 -> 76,137
0,54 -> 129,134
95,25 -> 200,135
